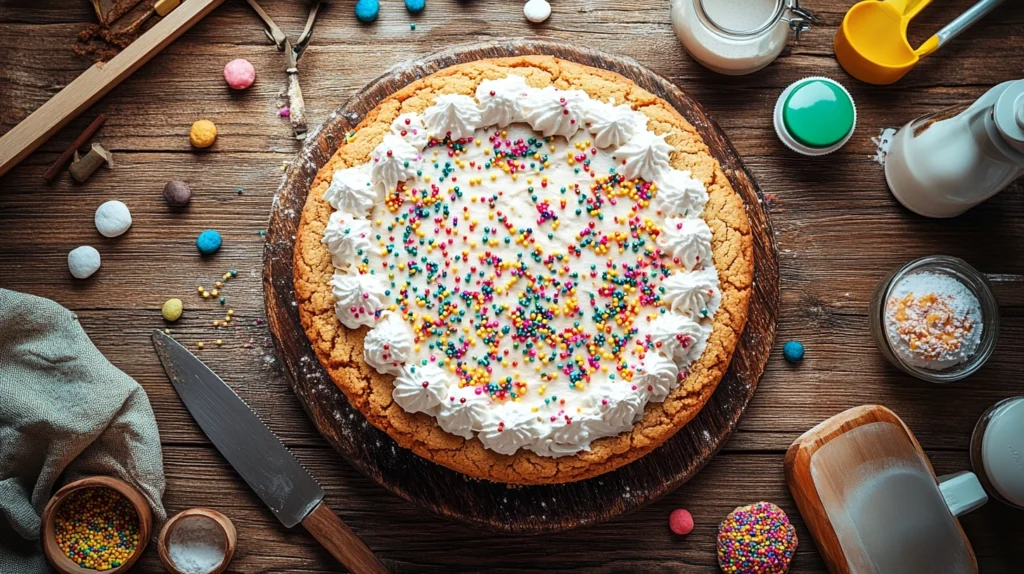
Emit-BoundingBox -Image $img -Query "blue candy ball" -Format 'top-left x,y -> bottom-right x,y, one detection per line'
783,341 -> 804,363
196,229 -> 222,255
355,0 -> 379,22
405,0 -> 425,13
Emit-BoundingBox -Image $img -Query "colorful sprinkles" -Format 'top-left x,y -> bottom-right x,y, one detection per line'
358,128 -> 690,406
717,502 -> 798,574
54,487 -> 140,571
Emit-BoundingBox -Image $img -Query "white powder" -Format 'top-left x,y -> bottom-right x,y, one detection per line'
168,516 -> 226,574
884,272 -> 983,370
702,0 -> 780,32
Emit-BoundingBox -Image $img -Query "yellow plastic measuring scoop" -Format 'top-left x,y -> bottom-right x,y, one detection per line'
835,0 -> 1005,85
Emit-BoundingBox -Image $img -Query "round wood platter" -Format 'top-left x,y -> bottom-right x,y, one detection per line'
263,39 -> 779,534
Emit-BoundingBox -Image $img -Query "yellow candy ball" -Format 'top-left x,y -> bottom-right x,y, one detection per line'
189,119 -> 218,148
162,298 -> 183,322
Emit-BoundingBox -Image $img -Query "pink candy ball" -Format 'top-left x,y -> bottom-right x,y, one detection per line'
669,508 -> 694,535
223,58 -> 255,90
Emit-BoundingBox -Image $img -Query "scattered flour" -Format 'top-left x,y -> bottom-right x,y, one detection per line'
872,128 -> 897,165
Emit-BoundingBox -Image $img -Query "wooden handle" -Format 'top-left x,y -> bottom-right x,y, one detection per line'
302,501 -> 388,574
286,71 -> 308,139
0,0 -> 226,179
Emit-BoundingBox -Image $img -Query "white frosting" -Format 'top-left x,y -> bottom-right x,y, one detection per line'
363,312 -> 414,376
324,165 -> 378,217
370,134 -> 420,193
657,216 -> 714,271
616,131 -> 673,182
477,405 -> 540,456
584,99 -> 646,148
390,113 -> 429,150
437,385 -> 490,439
521,86 -> 587,138
661,268 -> 721,320
329,272 -> 387,329
392,364 -> 448,415
476,75 -> 530,128
324,75 -> 720,458
322,211 -> 373,271
654,169 -> 709,217
422,94 -> 482,141
634,352 -> 680,402
645,312 -> 704,368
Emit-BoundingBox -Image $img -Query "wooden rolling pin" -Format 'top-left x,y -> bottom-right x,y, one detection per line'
0,0 -> 226,179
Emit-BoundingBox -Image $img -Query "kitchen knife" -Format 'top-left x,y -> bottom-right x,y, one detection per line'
151,330 -> 388,574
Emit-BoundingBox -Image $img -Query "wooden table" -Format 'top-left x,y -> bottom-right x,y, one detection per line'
2,1 -> 1022,571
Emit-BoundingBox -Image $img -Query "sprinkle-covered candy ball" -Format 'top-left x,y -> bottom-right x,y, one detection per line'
354,0 -> 379,22
94,200 -> 133,238
189,119 -> 218,148
68,246 -> 101,279
718,502 -> 797,574
196,229 -> 222,255
223,58 -> 255,90
783,341 -> 804,363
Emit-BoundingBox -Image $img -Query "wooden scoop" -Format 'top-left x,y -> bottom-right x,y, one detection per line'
785,405 -> 987,574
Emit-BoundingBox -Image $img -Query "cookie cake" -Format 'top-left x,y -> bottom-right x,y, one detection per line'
294,56 -> 753,484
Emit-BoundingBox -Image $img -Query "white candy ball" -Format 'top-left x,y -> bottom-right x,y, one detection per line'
524,0 -> 551,23
95,200 -> 133,238
68,246 -> 101,279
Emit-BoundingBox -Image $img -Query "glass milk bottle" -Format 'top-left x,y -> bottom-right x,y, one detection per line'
670,0 -> 816,75
885,80 -> 1024,218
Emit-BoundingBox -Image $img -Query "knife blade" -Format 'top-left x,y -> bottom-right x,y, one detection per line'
152,330 -> 388,573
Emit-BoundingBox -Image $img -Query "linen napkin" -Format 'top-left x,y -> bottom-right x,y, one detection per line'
0,289 -> 166,573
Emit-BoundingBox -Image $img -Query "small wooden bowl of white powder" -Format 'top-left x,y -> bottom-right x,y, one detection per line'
157,509 -> 236,574
870,255 -> 999,383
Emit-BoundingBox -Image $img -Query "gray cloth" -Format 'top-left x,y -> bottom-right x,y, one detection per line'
0,289 -> 166,573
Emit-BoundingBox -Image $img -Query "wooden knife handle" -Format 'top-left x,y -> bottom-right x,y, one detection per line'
302,501 -> 388,574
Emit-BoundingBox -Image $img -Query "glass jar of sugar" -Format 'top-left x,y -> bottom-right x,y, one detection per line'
670,0 -> 817,75
869,255 -> 999,383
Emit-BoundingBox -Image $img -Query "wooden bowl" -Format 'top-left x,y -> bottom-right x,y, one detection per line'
41,476 -> 153,574
157,508 -> 236,574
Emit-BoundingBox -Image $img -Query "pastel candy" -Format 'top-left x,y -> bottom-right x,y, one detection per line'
95,200 -> 132,238
405,0 -> 425,13
68,246 -> 101,279
223,58 -> 255,90
524,0 -> 551,23
355,0 -> 379,22
196,229 -> 222,255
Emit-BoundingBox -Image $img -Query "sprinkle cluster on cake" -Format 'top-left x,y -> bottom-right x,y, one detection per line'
296,56 -> 753,483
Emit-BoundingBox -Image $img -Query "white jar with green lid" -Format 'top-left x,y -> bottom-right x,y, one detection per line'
773,77 -> 857,156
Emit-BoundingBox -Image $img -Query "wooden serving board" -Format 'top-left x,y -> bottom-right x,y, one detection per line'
263,39 -> 779,534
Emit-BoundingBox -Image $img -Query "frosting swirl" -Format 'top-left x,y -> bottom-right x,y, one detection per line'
423,94 -> 482,141
476,75 -> 530,128
661,268 -> 720,320
324,165 -> 378,217
646,312 -> 704,368
328,272 -> 387,329
392,364 -> 448,415
437,385 -> 489,439
657,216 -> 713,271
584,99 -> 645,148
529,418 -> 591,457
616,131 -> 673,182
322,210 -> 372,271
477,405 -> 540,456
370,134 -> 420,193
521,86 -> 587,138
363,311 -> 414,376
589,381 -> 646,435
634,352 -> 680,402
653,169 -> 709,217
390,113 -> 429,150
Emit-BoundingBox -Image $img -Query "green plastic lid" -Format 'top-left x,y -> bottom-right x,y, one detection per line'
782,79 -> 855,149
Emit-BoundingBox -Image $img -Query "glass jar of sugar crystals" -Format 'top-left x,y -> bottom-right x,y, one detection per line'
670,0 -> 817,75
869,255 -> 999,383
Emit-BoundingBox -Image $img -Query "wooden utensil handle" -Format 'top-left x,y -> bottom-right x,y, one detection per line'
302,501 -> 388,574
